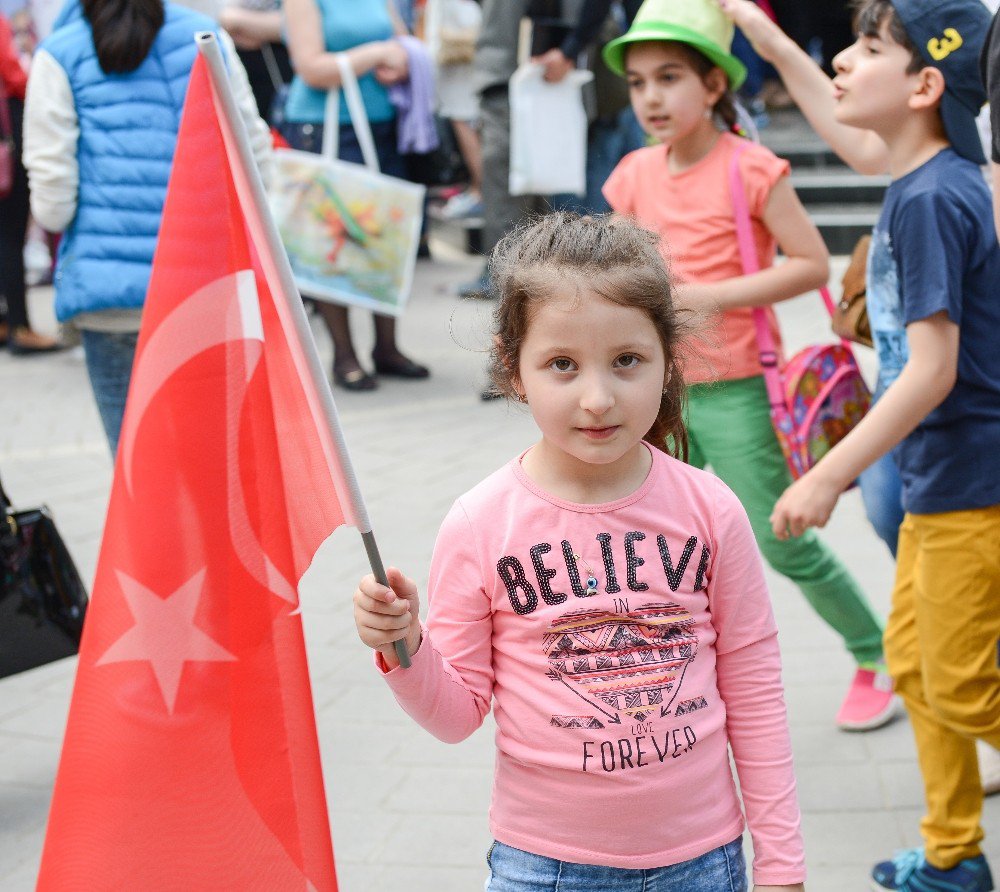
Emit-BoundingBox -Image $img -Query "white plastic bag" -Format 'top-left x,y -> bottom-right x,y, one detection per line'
508,63 -> 593,197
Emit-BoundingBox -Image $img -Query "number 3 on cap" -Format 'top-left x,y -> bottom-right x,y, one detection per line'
927,27 -> 963,62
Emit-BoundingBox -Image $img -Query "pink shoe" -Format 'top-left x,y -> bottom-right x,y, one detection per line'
836,666 -> 899,731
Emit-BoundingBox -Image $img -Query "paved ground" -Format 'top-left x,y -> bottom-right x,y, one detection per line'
1,238 -> 998,891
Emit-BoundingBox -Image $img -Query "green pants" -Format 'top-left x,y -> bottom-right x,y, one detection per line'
686,376 -> 884,665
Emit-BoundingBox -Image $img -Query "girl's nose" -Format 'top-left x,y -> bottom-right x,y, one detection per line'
639,82 -> 660,106
579,378 -> 615,415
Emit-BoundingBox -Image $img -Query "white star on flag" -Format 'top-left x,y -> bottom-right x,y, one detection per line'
97,568 -> 237,714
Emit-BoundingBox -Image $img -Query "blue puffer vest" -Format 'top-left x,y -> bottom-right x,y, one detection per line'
41,3 -> 216,322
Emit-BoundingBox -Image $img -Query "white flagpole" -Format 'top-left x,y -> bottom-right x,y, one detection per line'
195,32 -> 411,669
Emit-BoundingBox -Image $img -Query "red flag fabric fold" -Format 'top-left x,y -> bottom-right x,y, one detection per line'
37,55 -> 342,891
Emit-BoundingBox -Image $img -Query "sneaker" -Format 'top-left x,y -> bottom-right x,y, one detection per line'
440,189 -> 484,221
871,848 -> 994,891
978,740 -> 1000,796
836,665 -> 899,731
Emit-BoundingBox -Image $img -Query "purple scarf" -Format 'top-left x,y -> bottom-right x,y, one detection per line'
387,35 -> 440,154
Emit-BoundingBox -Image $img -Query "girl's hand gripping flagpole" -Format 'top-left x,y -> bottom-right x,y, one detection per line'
196,32 -> 411,668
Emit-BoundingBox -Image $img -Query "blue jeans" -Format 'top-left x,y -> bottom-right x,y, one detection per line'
858,450 -> 904,558
551,107 -> 647,216
485,838 -> 748,892
857,385 -> 905,558
81,329 -> 138,457
280,118 -> 406,178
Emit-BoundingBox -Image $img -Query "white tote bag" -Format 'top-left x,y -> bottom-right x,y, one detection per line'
508,63 -> 593,197
270,55 -> 425,316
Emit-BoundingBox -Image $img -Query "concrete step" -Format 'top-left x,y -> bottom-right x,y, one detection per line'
791,170 -> 889,205
808,203 -> 882,254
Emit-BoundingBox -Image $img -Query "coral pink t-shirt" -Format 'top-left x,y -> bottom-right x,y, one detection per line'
603,132 -> 791,384
379,446 -> 805,886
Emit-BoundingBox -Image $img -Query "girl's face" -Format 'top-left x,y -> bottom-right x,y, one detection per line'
515,287 -> 668,474
624,42 -> 724,145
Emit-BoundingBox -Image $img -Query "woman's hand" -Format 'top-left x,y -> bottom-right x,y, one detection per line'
374,39 -> 409,85
354,567 -> 422,669
717,0 -> 791,64
219,6 -> 280,51
770,467 -> 842,539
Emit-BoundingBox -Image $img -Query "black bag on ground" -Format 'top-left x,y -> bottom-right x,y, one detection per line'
0,473 -> 88,678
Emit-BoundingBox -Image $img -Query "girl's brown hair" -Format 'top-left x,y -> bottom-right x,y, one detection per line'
487,212 -> 689,461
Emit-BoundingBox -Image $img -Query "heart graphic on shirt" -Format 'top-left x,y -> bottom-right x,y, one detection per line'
543,603 -> 699,724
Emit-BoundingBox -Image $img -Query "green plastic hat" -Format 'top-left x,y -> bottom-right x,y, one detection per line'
603,0 -> 748,90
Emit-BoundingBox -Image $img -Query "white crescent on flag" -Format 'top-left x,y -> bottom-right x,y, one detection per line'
119,270 -> 298,604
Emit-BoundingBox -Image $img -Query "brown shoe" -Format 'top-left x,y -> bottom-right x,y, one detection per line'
9,326 -> 65,355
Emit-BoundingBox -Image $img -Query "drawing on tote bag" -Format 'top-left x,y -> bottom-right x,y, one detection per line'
271,153 -> 423,313
270,54 -> 424,316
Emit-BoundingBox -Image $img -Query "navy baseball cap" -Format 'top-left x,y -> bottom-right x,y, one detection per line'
889,0 -> 990,164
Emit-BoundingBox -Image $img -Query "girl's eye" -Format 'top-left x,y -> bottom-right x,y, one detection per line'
626,79 -> 642,90
614,353 -> 640,369
550,358 -> 576,372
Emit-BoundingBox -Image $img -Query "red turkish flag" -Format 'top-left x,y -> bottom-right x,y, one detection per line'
37,56 -> 348,890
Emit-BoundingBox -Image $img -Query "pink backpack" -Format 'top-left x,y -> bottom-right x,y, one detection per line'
729,145 -> 871,480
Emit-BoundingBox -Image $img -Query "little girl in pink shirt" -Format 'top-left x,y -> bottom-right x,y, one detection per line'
354,213 -> 806,891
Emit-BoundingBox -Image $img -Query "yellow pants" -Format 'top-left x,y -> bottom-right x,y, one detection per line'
884,506 -> 1000,869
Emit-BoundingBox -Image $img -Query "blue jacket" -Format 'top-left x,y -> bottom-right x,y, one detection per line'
41,2 -> 215,321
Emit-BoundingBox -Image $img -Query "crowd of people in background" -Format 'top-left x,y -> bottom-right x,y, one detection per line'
2,0 -> 1000,890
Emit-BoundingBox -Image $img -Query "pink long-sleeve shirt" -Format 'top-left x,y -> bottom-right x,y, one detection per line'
379,445 -> 806,885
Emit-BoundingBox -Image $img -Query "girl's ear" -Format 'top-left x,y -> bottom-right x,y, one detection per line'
704,67 -> 728,106
494,333 -> 524,399
511,370 -> 527,402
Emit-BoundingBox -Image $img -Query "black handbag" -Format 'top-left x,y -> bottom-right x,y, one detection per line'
0,473 -> 88,678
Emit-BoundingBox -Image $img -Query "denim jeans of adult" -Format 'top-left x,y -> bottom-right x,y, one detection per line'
81,329 -> 139,457
551,107 -> 647,216
280,117 -> 406,178
485,837 -> 747,892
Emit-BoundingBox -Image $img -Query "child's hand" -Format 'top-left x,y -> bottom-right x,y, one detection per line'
353,567 -> 422,669
716,0 -> 790,64
770,469 -> 841,539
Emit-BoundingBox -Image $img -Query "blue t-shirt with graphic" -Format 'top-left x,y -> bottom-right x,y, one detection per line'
866,148 -> 1000,514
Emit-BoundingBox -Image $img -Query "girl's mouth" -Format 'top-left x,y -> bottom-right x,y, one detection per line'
578,426 -> 620,440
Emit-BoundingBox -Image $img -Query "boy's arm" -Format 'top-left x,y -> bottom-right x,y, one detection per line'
718,0 -> 890,175
771,311 -> 959,538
